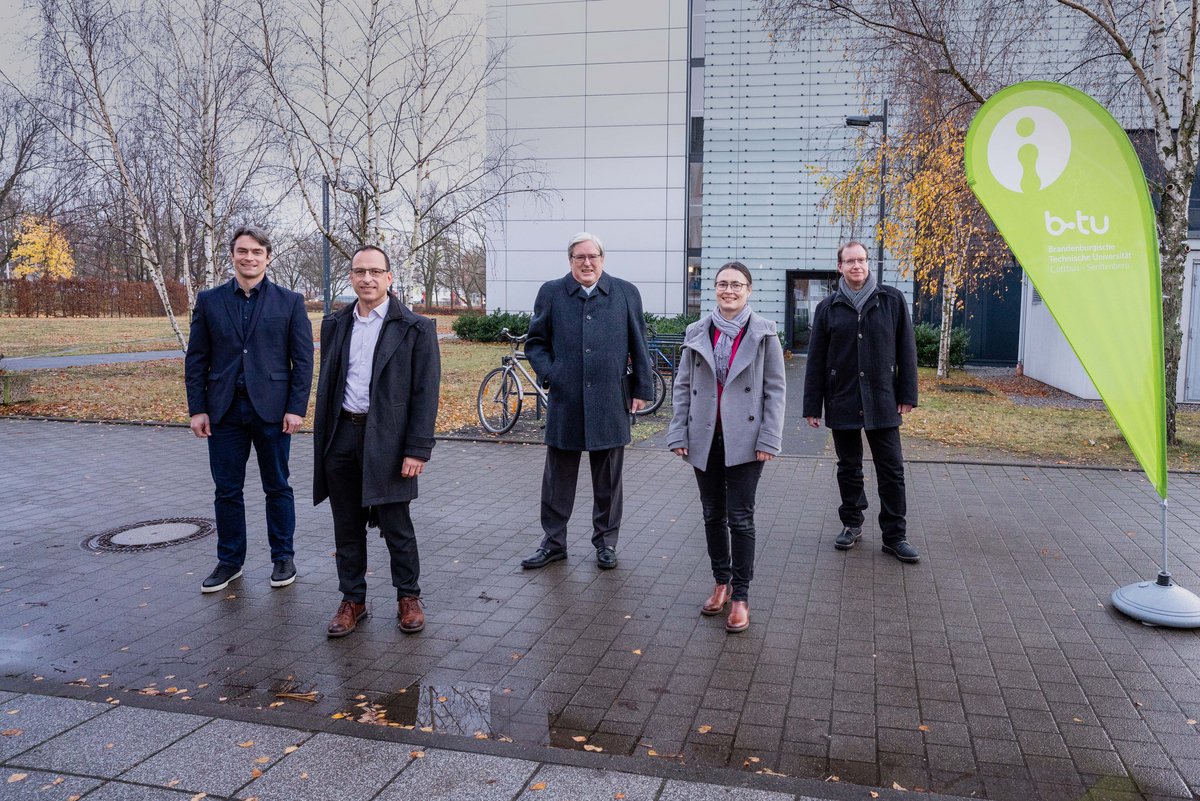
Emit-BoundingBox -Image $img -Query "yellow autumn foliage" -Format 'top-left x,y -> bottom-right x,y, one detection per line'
11,216 -> 75,280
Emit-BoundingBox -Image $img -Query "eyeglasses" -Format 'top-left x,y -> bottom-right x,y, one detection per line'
841,258 -> 869,266
715,281 -> 748,292
570,254 -> 602,263
351,268 -> 389,278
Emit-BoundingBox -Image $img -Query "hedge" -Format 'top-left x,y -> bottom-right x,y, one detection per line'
914,322 -> 970,369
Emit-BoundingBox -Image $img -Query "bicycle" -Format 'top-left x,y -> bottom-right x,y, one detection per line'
477,328 -> 548,434
633,331 -> 681,416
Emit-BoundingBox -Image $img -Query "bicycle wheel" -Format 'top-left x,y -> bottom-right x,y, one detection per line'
477,367 -> 523,434
635,369 -> 668,416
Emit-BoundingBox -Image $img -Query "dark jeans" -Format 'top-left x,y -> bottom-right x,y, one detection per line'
540,445 -> 624,552
830,426 -> 907,545
207,394 -> 295,568
693,433 -> 764,603
325,419 -> 420,602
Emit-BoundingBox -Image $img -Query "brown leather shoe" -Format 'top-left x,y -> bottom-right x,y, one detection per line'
398,596 -> 425,633
726,600 -> 749,632
327,600 -> 367,638
701,583 -> 732,616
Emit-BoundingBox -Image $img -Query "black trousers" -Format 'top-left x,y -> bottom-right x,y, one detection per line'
539,445 -> 624,552
830,426 -> 907,545
693,433 -> 764,602
325,419 -> 420,602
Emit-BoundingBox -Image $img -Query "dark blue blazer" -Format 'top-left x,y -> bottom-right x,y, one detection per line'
184,277 -> 314,424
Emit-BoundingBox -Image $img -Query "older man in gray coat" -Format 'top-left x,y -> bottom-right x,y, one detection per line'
520,232 -> 656,571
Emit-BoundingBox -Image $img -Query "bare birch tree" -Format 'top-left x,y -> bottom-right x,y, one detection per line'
250,0 -> 542,301
0,90 -> 47,275
762,0 -> 1200,442
35,0 -> 187,349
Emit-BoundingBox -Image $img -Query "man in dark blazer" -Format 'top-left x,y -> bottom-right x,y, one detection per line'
803,241 -> 920,563
519,232 -> 655,571
185,226 -> 314,593
313,245 -> 440,637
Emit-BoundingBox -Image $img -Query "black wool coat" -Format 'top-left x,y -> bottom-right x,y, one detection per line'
802,283 -> 918,430
525,272 -> 655,451
312,297 -> 440,506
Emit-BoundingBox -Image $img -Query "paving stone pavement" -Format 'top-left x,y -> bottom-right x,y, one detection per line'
1,418 -> 1199,801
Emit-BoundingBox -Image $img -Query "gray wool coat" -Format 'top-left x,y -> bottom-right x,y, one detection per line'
666,311 -> 787,469
312,296 -> 440,506
525,272 -> 655,452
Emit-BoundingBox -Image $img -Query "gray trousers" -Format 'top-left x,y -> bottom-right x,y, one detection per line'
539,445 -> 624,552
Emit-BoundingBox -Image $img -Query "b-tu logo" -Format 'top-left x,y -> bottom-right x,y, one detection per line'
987,106 -> 1071,193
1044,210 -> 1110,236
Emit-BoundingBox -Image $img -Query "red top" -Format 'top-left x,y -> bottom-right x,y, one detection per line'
713,323 -> 748,422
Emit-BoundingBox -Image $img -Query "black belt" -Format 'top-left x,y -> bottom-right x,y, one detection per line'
340,409 -> 368,424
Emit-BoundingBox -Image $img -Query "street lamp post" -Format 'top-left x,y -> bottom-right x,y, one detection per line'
845,98 -> 888,285
322,176 -> 332,315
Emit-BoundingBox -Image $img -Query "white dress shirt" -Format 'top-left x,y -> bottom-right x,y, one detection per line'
342,301 -> 388,413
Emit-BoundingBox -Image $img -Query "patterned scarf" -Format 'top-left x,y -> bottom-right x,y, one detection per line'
711,305 -> 751,386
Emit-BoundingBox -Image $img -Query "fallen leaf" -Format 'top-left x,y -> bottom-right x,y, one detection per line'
411,750 -> 425,759
624,615 -> 632,619
632,649 -> 642,655
746,756 -> 760,763
190,794 -> 207,801
893,781 -> 908,791
1,729 -> 21,736
355,694 -> 367,700
167,779 -> 181,787
474,731 -> 488,740
268,701 -> 284,708
871,793 -> 880,799
238,741 -> 255,748
300,772 -> 309,780
420,726 -> 433,733
583,744 -> 603,752
1189,719 -> 1197,725
917,724 -> 930,732
697,724 -> 712,734
284,745 -> 299,754
646,749 -> 658,756
438,696 -> 447,702
250,768 -> 263,778
105,743 -> 114,749
572,736 -> 587,742
530,782 -> 547,791
255,756 -> 270,764
8,773 -> 28,783
179,646 -> 190,651
826,775 -> 840,782
1072,716 -> 1083,723
276,692 -> 318,703
615,794 -> 626,799
331,713 -> 346,720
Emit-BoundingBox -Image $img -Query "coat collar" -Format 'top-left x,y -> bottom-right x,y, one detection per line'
565,271 -> 612,297
683,311 -> 774,383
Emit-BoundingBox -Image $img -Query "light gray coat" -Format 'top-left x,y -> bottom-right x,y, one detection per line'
666,311 -> 786,469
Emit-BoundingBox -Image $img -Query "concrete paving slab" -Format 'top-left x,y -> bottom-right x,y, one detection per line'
659,779 -> 796,800
120,717 -> 312,797
516,764 -> 663,800
376,748 -> 539,801
239,731 -> 413,801
0,694 -> 110,762
79,782 -> 198,800
9,705 -> 207,778
0,691 -> 18,704
0,768 -> 102,800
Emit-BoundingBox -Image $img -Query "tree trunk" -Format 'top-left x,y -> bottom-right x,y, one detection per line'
1159,170 -> 1190,446
937,274 -> 956,379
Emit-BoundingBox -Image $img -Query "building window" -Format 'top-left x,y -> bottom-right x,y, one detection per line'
687,258 -> 703,316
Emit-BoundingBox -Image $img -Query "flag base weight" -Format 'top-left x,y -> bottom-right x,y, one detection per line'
1111,573 -> 1200,628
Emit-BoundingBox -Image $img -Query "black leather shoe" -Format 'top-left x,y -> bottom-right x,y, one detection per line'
882,540 -> 920,563
270,559 -> 297,587
521,547 -> 566,569
201,564 -> 243,593
834,526 -> 862,550
596,546 -> 617,570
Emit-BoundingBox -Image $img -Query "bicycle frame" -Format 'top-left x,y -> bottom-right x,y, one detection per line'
503,349 -> 548,419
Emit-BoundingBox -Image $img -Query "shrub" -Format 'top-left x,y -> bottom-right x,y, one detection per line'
645,312 -> 700,336
914,322 -> 969,369
452,308 -> 532,341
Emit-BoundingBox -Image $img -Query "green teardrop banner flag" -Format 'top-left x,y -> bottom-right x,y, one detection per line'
964,81 -> 1167,498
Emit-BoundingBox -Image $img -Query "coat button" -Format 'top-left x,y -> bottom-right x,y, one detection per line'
859,410 -> 864,416
858,333 -> 863,339
693,389 -> 697,395
860,371 -> 865,376
749,415 -> 755,421
744,386 -> 751,392
586,314 -> 592,320
586,382 -> 592,388
585,348 -> 591,353
243,349 -> 248,354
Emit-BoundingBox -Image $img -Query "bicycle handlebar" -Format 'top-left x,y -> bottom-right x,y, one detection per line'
499,327 -> 529,344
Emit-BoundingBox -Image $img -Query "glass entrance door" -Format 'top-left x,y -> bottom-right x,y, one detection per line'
787,271 -> 839,353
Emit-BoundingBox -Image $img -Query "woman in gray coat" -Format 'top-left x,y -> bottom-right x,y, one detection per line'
666,262 -> 786,632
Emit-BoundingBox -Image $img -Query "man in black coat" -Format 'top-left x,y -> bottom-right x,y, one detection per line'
312,245 -> 440,637
519,232 -> 655,571
185,226 -> 314,594
803,241 -> 921,563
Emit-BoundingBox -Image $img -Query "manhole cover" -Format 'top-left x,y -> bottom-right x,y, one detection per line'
83,518 -> 216,552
